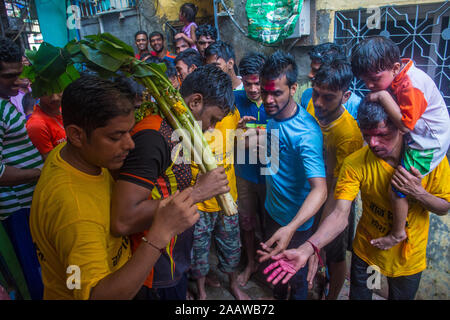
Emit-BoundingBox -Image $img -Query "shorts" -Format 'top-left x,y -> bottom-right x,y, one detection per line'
393,147 -> 438,198
190,210 -> 241,278
236,176 -> 266,233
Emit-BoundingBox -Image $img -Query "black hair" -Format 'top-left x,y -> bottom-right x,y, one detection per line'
312,58 -> 353,92
174,48 -> 204,68
205,40 -> 235,63
22,92 -> 36,115
260,51 -> 298,87
351,36 -> 401,78
357,97 -> 395,130
0,37 -> 23,70
113,76 -> 145,98
144,56 -> 163,64
308,42 -> 346,65
180,3 -> 198,23
163,60 -> 177,79
61,75 -> 134,138
195,24 -> 218,41
239,52 -> 266,76
174,37 -> 189,44
134,31 -> 148,40
149,31 -> 164,42
204,40 -> 238,74
180,64 -> 234,114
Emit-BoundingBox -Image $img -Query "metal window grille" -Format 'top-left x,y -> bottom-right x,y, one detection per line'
334,2 -> 450,108
73,0 -> 136,18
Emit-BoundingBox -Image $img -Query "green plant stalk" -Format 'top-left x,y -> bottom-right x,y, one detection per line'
141,73 -> 237,216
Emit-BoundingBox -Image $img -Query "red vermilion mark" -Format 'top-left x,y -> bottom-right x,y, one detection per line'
263,80 -> 276,91
246,74 -> 259,82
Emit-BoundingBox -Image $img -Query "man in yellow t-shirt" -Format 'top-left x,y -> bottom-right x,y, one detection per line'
306,60 -> 363,300
29,76 -> 199,299
190,108 -> 252,300
262,98 -> 449,300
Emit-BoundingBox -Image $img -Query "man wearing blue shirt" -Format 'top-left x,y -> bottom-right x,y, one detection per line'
257,51 -> 327,300
234,52 -> 268,287
300,42 -> 361,120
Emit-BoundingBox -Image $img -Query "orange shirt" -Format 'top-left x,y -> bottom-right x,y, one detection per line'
26,105 -> 66,155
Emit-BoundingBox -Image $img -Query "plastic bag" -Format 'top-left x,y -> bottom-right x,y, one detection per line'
246,0 -> 303,44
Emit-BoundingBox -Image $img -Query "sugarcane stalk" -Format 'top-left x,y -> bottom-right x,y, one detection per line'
140,68 -> 237,216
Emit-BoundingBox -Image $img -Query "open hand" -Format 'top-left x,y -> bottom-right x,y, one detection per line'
263,245 -> 313,285
257,226 -> 294,262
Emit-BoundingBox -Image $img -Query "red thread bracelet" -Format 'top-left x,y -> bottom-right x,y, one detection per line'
306,240 -> 324,268
142,236 -> 165,254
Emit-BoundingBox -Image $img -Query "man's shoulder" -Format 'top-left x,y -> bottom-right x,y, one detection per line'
341,145 -> 370,167
331,110 -> 362,139
131,114 -> 166,135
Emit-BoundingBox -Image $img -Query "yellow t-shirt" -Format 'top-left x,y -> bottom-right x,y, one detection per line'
335,146 -> 450,277
29,143 -> 131,299
307,100 -> 363,179
192,109 -> 240,212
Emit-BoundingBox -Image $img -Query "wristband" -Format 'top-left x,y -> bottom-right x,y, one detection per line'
141,236 -> 165,254
306,240 -> 324,268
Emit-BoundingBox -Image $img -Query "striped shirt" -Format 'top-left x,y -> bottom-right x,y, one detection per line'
0,98 -> 43,218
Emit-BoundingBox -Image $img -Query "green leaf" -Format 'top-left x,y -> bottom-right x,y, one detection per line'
80,44 -> 122,72
94,40 -> 134,62
65,40 -> 81,56
132,63 -> 154,78
20,65 -> 35,82
25,49 -> 37,63
149,62 -> 167,74
100,33 -> 134,56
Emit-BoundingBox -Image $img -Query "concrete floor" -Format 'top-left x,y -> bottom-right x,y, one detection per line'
187,249 -> 386,300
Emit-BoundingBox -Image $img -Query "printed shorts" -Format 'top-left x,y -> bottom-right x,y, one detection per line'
190,210 -> 241,278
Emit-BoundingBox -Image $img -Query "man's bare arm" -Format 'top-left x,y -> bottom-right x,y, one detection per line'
0,166 -> 41,186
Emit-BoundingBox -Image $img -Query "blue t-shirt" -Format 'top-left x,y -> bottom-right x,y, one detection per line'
264,105 -> 325,231
300,87 -> 362,120
234,90 -> 269,184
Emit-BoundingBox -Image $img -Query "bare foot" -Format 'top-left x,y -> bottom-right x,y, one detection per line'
197,291 -> 207,300
258,296 -> 276,300
371,232 -> 406,250
230,284 -> 251,300
237,263 -> 259,287
205,273 -> 221,288
186,290 -> 195,300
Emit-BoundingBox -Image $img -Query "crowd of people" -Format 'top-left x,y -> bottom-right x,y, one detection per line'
0,2 -> 449,301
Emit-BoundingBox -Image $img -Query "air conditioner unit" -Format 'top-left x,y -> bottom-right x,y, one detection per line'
287,0 -> 311,38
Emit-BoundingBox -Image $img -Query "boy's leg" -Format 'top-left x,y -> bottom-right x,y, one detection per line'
323,226 -> 349,300
387,272 -> 422,300
214,212 -> 250,300
349,253 -> 373,300
370,186 -> 407,250
236,177 -> 259,286
191,211 -> 214,300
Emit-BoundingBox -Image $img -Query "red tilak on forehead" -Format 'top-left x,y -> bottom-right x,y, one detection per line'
245,74 -> 259,82
263,80 -> 276,91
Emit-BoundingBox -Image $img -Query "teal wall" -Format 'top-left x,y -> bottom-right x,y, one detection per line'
35,0 -> 78,47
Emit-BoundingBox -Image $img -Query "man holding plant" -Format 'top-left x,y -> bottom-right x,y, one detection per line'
111,64 -> 234,300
